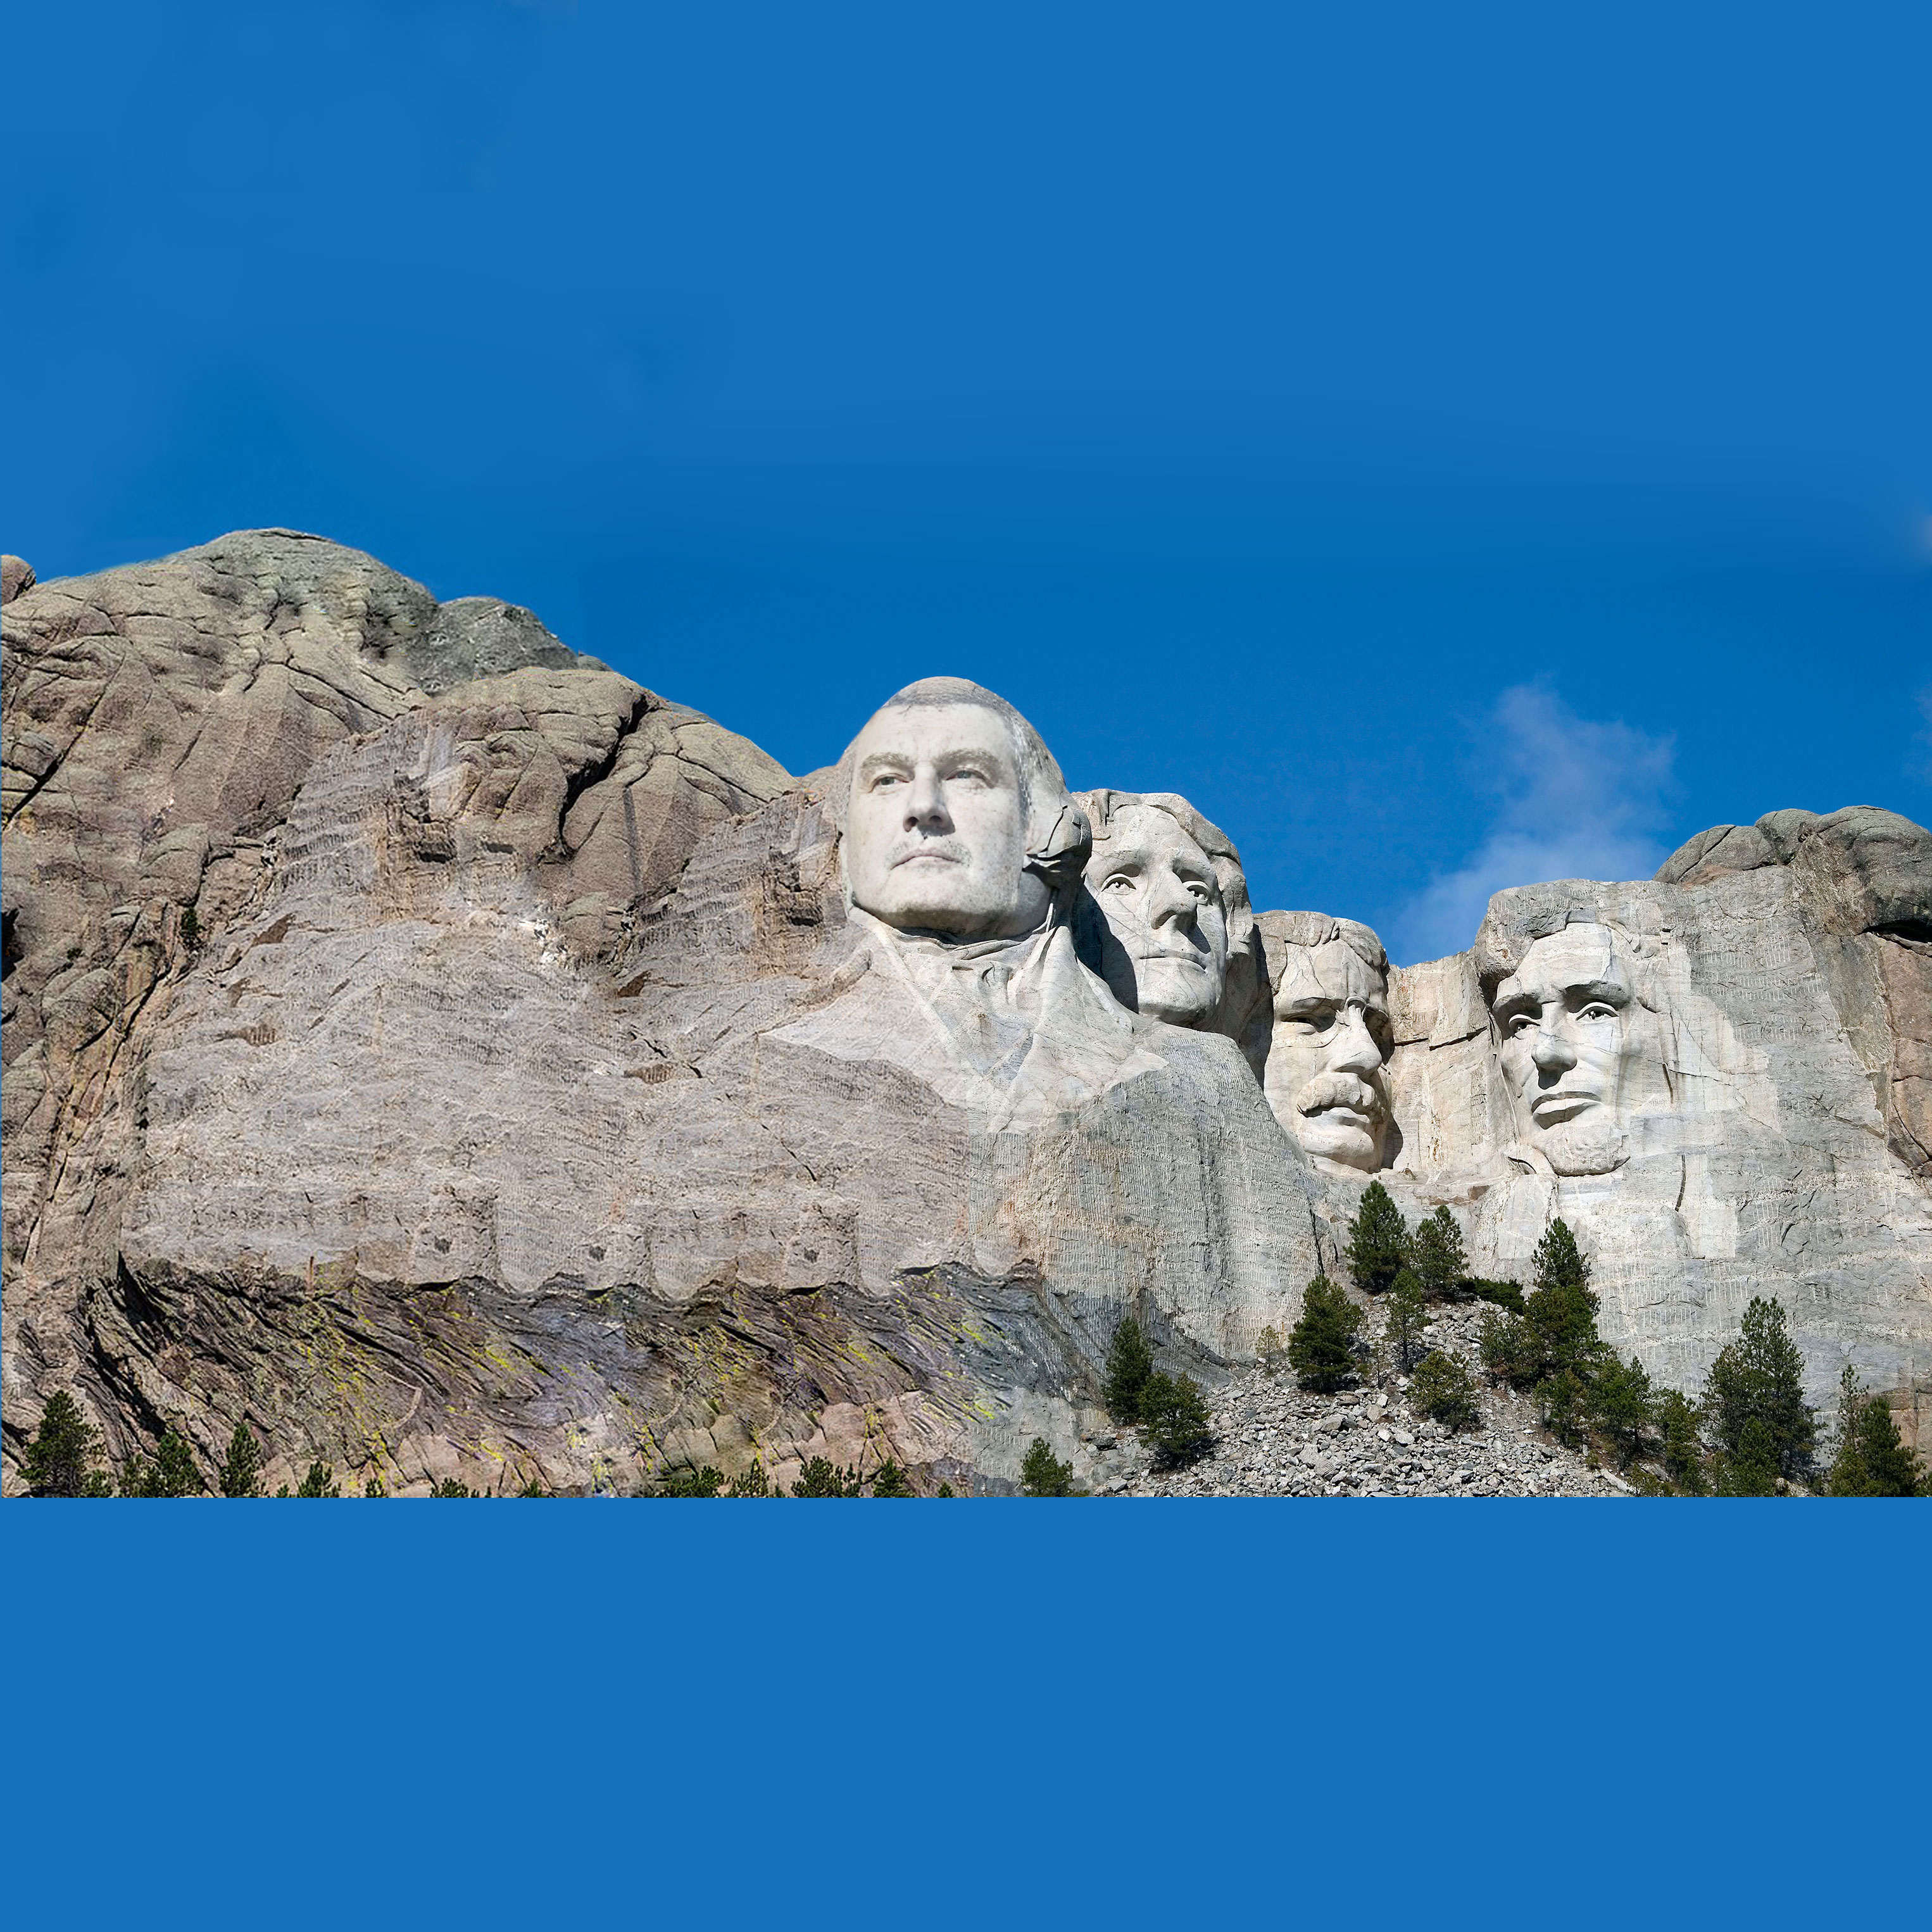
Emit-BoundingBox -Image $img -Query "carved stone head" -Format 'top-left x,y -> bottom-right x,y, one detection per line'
1258,912 -> 1394,1175
1074,790 -> 1258,1032
836,677 -> 1089,939
1483,920 -> 1647,1176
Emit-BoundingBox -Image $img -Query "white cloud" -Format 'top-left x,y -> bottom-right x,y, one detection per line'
1393,686 -> 1676,965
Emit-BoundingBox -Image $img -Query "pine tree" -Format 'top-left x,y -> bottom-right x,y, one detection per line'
219,1421 -> 263,1498
22,1391 -> 111,1498
294,1459 -> 341,1498
1408,1348 -> 1481,1432
1384,1267 -> 1429,1372
1716,1419 -> 1783,1496
1827,1366 -> 1928,1497
1525,1220 -> 1601,1366
1703,1297 -> 1817,1490
653,1464 -> 725,1497
1590,1354 -> 1657,1469
1345,1181 -> 1410,1295
1020,1438 -> 1079,1496
123,1428 -> 202,1498
1286,1274 -> 1364,1392
870,1458 -> 916,1496
1657,1389 -> 1708,1495
1411,1206 -> 1469,1302
726,1458 -> 771,1498
790,1457 -> 862,1497
1139,1371 -> 1214,1467
1477,1220 -> 1609,1447
1103,1315 -> 1155,1424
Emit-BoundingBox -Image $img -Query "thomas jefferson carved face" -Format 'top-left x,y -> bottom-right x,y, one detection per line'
1491,924 -> 1640,1176
844,700 -> 1051,939
1084,804 -> 1230,1026
1263,931 -> 1393,1175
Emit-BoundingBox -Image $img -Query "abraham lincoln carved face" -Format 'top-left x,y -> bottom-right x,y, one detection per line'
1490,923 -> 1645,1176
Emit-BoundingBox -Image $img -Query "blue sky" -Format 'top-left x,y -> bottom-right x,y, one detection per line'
6,1 -> 1927,961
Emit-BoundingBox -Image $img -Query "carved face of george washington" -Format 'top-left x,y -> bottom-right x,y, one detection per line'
839,678 -> 1087,941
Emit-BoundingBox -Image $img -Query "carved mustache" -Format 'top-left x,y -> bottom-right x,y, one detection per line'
1295,1071 -> 1384,1120
888,835 -> 968,869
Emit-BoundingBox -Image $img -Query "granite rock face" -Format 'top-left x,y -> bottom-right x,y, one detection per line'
4,534 -> 1928,1491
1378,808 -> 1932,1441
3,539 -> 1320,1494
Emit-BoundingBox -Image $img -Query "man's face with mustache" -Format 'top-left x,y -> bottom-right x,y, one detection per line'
1263,941 -> 1393,1174
844,702 -> 1050,938
1084,805 -> 1229,1026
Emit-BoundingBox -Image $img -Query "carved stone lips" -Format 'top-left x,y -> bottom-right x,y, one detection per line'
1296,1073 -> 1384,1120
891,844 -> 962,869
1531,1089 -> 1599,1122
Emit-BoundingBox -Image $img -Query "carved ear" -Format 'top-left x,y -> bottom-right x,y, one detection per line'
1025,800 -> 1093,893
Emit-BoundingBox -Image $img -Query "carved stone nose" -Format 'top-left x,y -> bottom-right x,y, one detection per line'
1146,872 -> 1197,928
1329,1010 -> 1382,1074
906,768 -> 948,827
1531,1027 -> 1576,1073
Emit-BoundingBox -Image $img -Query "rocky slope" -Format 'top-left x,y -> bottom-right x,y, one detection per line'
1119,1300 -> 1628,1499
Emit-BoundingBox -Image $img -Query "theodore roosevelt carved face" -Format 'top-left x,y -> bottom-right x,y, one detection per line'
1081,800 -> 1231,1026
1260,913 -> 1394,1176
1490,923 -> 1643,1176
841,679 -> 1084,941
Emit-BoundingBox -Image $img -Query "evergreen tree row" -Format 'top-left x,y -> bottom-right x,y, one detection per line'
1280,1183 -> 1928,1496
16,1403 -> 955,1499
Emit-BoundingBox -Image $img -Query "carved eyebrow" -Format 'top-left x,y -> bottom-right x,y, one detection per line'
1567,979 -> 1630,1007
929,745 -> 1012,774
857,746 -> 1013,781
1278,994 -> 1339,1017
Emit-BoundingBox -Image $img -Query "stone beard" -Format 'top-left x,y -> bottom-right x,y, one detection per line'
1260,913 -> 1395,1176
1488,922 -> 1647,1176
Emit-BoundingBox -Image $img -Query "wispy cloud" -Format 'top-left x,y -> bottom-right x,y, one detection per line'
1393,686 -> 1676,965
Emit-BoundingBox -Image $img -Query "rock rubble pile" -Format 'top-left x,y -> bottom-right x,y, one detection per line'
1108,1306 -> 1630,1499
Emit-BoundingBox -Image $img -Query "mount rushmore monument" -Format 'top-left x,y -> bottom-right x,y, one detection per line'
3,532 -> 1928,1492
